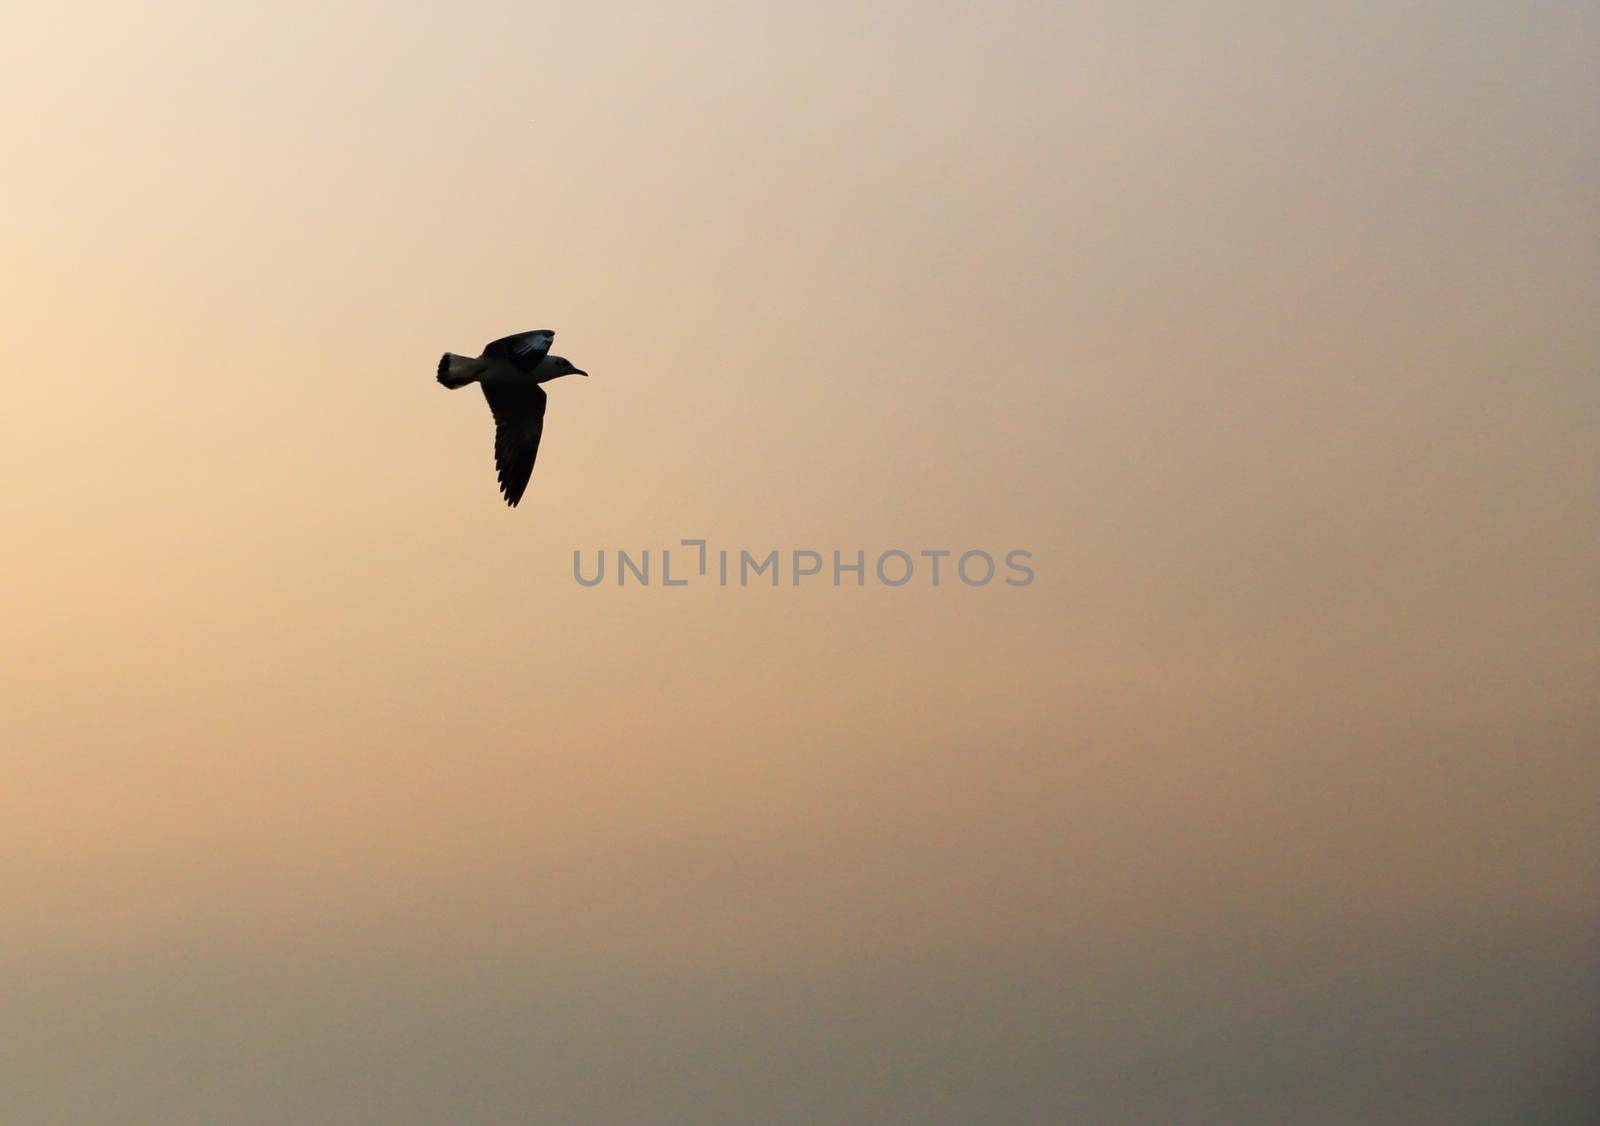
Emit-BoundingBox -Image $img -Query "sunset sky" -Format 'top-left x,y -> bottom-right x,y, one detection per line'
2,1 -> 1596,1120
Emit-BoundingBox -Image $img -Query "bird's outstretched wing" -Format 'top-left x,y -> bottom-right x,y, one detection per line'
482,329 -> 555,372
482,382 -> 548,507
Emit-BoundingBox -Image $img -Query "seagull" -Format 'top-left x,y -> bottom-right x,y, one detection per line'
437,329 -> 587,507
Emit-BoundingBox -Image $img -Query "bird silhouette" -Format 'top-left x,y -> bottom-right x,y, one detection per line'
437,330 -> 587,506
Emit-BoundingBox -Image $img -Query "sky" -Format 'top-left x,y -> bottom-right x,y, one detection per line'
1,1 -> 1597,1120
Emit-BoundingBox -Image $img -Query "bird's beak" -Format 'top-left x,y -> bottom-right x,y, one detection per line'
575,369 -> 588,377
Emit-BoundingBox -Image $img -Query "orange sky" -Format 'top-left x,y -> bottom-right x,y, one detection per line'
2,1 -> 1596,1119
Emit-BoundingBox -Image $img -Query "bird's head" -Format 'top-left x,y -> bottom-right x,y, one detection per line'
546,355 -> 588,379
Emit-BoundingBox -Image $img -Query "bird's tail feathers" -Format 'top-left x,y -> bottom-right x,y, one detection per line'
437,353 -> 482,389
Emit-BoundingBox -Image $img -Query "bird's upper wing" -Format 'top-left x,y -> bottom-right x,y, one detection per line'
481,329 -> 555,372
482,382 -> 548,507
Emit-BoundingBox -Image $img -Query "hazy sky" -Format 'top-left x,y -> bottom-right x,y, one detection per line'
2,1 -> 1596,1120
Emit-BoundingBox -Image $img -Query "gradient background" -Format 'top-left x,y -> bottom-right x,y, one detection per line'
2,1 -> 1597,1121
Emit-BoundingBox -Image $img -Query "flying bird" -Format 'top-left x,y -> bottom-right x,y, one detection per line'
437,329 -> 588,506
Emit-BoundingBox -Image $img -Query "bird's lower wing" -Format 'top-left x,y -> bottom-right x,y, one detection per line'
482,383 -> 547,507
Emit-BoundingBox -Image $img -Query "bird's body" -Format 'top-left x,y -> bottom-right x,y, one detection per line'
436,329 -> 587,507
438,349 -> 579,389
